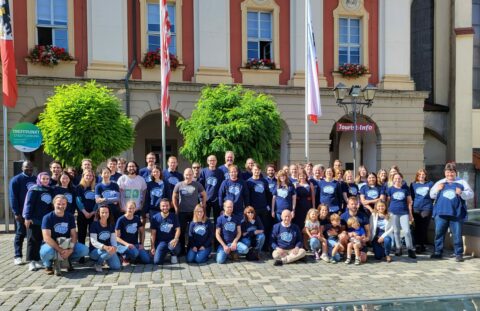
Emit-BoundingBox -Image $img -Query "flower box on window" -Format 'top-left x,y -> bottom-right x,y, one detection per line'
27,45 -> 74,66
142,49 -> 179,70
337,63 -> 368,78
244,58 -> 276,70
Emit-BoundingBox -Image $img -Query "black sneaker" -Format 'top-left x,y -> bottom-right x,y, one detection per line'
78,257 -> 85,264
455,255 -> 464,262
408,250 -> 417,259
45,267 -> 54,275
430,253 -> 442,259
273,259 -> 283,266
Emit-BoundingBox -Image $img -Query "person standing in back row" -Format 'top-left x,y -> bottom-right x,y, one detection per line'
117,161 -> 147,218
198,155 -> 224,220
163,156 -> 184,200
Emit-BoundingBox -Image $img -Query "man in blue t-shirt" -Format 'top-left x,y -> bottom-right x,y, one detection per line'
198,155 -> 225,220
271,210 -> 306,266
150,199 -> 181,264
40,195 -> 89,276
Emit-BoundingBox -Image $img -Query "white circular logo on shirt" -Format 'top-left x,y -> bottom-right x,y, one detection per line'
54,222 -> 69,234
367,189 -> 379,199
392,191 -> 405,201
126,223 -> 138,234
206,177 -> 217,186
224,221 -> 236,232
229,185 -> 241,196
85,190 -> 96,200
442,189 -> 456,200
151,187 -> 164,197
254,183 -> 264,193
168,176 -> 179,185
415,187 -> 430,197
160,222 -> 173,233
349,187 -> 358,196
64,193 -> 73,204
194,224 -> 207,236
98,231 -> 111,241
41,193 -> 52,204
102,190 -> 118,200
323,185 -> 335,194
277,188 -> 288,198
280,232 -> 293,242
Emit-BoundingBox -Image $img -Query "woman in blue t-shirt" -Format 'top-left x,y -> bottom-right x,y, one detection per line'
144,166 -> 170,217
409,169 -> 434,253
360,172 -> 385,215
319,168 -> 342,214
187,204 -> 213,264
386,173 -> 415,259
294,170 -> 315,231
115,201 -> 151,265
89,205 -> 121,272
95,167 -> 121,222
271,170 -> 296,222
76,169 -> 97,248
52,171 -> 76,216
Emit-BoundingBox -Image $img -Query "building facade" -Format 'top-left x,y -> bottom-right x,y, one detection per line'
0,0 -> 478,217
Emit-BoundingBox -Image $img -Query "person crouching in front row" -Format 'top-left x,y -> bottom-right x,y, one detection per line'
271,209 -> 306,266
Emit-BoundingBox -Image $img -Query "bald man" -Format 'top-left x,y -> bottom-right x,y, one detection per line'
271,210 -> 306,266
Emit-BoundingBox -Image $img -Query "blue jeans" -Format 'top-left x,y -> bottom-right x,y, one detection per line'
153,241 -> 181,265
14,219 -> 26,258
327,237 -> 341,261
240,233 -> 266,252
434,215 -> 464,256
372,236 -> 393,259
309,237 -> 321,252
117,244 -> 151,264
40,243 -> 89,268
186,247 -> 211,264
216,242 -> 249,264
89,248 -> 121,270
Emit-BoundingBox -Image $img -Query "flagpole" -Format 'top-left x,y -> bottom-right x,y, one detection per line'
162,112 -> 167,169
160,0 -> 167,170
3,106 -> 9,232
304,0 -> 309,163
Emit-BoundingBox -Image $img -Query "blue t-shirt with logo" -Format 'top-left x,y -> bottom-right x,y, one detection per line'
342,182 -> 359,198
360,185 -> 383,201
162,170 -> 184,200
247,178 -> 270,211
41,211 -> 76,240
150,212 -> 179,245
95,182 -> 120,210
115,215 -> 143,245
265,176 -> 277,194
271,222 -> 303,250
386,185 -> 411,215
218,179 -> 250,216
145,180 -> 170,215
273,184 -> 296,214
216,214 -> 242,244
188,221 -> 213,249
52,186 -> 77,216
89,221 -> 115,251
241,216 -> 264,236
410,181 -> 434,212
198,168 -> 224,203
433,182 -> 466,219
319,179 -> 342,213
76,186 -> 97,212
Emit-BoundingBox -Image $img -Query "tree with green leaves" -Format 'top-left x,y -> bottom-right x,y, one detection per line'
37,81 -> 134,168
177,84 -> 281,166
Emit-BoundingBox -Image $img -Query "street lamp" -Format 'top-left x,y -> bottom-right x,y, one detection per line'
333,83 -> 377,173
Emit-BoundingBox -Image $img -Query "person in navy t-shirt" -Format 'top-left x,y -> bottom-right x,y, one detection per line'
319,168 -> 342,214
115,201 -> 151,265
215,200 -> 249,264
163,156 -> 184,200
150,199 -> 181,265
144,166 -> 170,217
52,171 -> 77,216
139,152 -> 158,182
271,170 -> 296,222
264,164 -> 277,194
360,172 -> 385,215
218,165 -> 250,217
240,206 -> 265,254
198,155 -> 225,220
218,151 -> 235,180
429,163 -> 474,262
95,167 -> 121,222
271,210 -> 306,266
386,173 -> 415,259
187,204 -> 213,264
410,169 -> 434,253
106,157 -> 123,183
40,195 -> 89,275
75,169 -> 97,248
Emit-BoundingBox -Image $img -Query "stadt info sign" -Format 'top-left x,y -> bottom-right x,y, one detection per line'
9,123 -> 43,152
336,123 -> 375,132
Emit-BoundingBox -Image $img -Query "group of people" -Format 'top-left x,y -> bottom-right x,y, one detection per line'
8,151 -> 474,276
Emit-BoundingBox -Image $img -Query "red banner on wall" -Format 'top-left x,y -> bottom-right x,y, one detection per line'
336,123 -> 375,132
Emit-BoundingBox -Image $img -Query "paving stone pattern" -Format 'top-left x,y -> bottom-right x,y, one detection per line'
0,233 -> 479,310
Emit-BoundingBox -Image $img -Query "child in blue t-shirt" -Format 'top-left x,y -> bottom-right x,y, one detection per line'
323,213 -> 344,263
345,217 -> 366,265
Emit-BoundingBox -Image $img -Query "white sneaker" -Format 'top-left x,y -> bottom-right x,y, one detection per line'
94,264 -> 103,273
13,258 -> 22,265
170,255 -> 178,264
34,261 -> 44,269
28,262 -> 36,271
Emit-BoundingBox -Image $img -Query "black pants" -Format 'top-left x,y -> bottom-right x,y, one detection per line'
14,219 -> 27,258
178,212 -> 193,255
26,224 -> 42,261
413,211 -> 431,247
77,212 -> 94,245
256,209 -> 273,251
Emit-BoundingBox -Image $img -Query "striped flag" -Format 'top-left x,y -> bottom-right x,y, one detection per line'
160,0 -> 171,125
0,0 -> 17,108
306,0 -> 321,123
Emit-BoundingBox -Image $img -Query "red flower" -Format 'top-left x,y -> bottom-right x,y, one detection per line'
28,45 -> 73,66
338,63 -> 368,78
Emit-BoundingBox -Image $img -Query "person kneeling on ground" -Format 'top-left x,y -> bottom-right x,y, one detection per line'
186,204 -> 213,264
240,206 -> 265,260
150,199 -> 181,265
271,210 -> 306,266
40,195 -> 89,276
216,200 -> 249,264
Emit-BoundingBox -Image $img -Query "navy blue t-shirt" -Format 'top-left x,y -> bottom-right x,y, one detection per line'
433,182 -> 466,219
216,214 -> 242,244
342,182 -> 359,198
198,168 -> 224,203
218,164 -> 231,181
271,222 -> 302,250
115,215 -> 143,245
145,180 -> 170,215
247,177 -> 270,211
410,181 -> 434,212
319,179 -> 342,212
89,221 -> 115,251
150,212 -> 179,245
340,211 -> 369,229
386,185 -> 411,215
218,179 -> 250,216
95,182 -> 120,210
41,211 -> 76,240
273,184 -> 296,214
188,221 -> 213,249
241,216 -> 264,235
265,176 -> 277,194
163,170 -> 184,199
360,185 -> 383,201
52,186 -> 77,215
139,167 -> 153,182
76,186 -> 97,213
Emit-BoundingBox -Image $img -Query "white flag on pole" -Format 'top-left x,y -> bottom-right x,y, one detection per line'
306,0 -> 321,123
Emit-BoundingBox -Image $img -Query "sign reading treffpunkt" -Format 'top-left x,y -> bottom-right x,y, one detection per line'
9,122 -> 43,152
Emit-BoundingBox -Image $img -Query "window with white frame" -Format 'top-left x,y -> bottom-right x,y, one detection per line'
339,17 -> 360,64
147,3 -> 176,55
36,0 -> 68,49
247,11 -> 272,60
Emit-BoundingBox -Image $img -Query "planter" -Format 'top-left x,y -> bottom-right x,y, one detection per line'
332,72 -> 371,87
26,59 -> 78,78
240,68 -> 282,86
141,65 -> 185,82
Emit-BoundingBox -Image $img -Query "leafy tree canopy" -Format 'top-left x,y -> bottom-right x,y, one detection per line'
38,81 -> 134,168
177,84 -> 281,166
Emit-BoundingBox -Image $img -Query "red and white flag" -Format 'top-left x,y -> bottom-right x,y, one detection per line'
306,0 -> 321,123
0,0 -> 17,108
160,0 -> 171,125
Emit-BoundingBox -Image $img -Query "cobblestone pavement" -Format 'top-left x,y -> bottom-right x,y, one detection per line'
0,232 -> 479,311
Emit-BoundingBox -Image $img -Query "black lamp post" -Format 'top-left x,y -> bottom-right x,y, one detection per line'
333,83 -> 377,173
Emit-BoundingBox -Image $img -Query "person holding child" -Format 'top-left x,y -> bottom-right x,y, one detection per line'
345,217 -> 367,265
303,208 -> 328,261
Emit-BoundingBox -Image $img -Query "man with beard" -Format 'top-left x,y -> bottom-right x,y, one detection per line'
117,161 -> 147,218
139,152 -> 158,182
